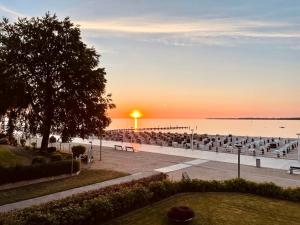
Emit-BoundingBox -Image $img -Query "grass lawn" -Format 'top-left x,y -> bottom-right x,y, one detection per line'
0,169 -> 128,205
101,192 -> 300,225
0,145 -> 31,167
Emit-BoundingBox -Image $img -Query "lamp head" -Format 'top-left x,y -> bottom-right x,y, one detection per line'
235,143 -> 242,149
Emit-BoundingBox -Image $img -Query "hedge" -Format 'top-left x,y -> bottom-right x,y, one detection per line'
72,145 -> 86,157
1,176 -> 300,225
0,160 -> 80,185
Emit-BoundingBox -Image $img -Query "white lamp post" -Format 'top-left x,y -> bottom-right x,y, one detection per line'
191,129 -> 194,150
297,133 -> 300,161
235,143 -> 242,178
88,141 -> 93,163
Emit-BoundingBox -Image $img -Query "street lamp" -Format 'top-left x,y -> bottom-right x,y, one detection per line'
99,132 -> 103,161
191,129 -> 194,150
297,133 -> 300,161
235,143 -> 242,179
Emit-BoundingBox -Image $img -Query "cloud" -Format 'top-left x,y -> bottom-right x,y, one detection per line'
0,4 -> 24,18
77,18 -> 286,34
75,17 -> 300,47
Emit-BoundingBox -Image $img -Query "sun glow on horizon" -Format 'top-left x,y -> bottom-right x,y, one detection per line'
130,110 -> 142,119
130,110 -> 142,129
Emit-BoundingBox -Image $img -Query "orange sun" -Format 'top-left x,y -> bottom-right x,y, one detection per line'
130,110 -> 142,129
130,110 -> 142,119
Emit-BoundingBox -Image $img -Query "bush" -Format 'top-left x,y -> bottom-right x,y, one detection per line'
47,147 -> 57,153
167,206 -> 195,223
0,137 -> 9,145
0,160 -> 80,185
49,136 -> 57,144
72,145 -> 86,157
31,142 -> 37,149
2,176 -> 299,225
32,156 -> 47,165
50,153 -> 63,162
9,137 -> 18,146
148,181 -> 169,200
20,139 -> 26,147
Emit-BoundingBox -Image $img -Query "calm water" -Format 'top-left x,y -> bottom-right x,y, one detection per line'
108,119 -> 300,138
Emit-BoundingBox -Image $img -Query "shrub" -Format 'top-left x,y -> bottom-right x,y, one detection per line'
20,138 -> 26,147
25,146 -> 31,151
2,176 -> 300,225
148,181 -> 169,200
72,145 -> 86,157
47,147 -> 57,153
50,153 -> 63,162
0,160 -> 80,185
49,136 -> 57,144
9,137 -> 18,146
32,156 -> 47,165
31,142 -> 37,149
0,137 -> 9,145
167,206 -> 195,223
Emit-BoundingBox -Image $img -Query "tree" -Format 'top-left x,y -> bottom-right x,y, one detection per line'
0,13 -> 114,150
0,43 -> 30,139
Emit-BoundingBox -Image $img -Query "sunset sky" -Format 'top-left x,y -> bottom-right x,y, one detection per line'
1,0 -> 300,118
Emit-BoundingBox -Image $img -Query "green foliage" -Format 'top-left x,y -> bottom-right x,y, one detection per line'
0,13 -> 114,151
0,146 -> 29,167
49,136 -> 57,144
31,142 -> 37,149
47,147 -> 57,153
148,181 -> 169,200
50,153 -> 63,162
0,160 -> 80,185
20,139 -> 26,147
31,156 -> 47,165
1,175 -> 300,225
72,145 -> 86,157
0,138 -> 9,145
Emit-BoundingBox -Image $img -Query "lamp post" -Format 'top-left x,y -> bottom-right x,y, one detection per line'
99,133 -> 103,161
70,151 -> 74,175
235,143 -> 242,179
89,141 -> 93,164
297,133 -> 300,161
191,129 -> 194,150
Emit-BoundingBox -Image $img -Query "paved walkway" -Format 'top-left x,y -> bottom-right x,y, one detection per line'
73,139 -> 300,170
0,171 -> 158,213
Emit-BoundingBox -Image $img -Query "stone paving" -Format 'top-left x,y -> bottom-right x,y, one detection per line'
89,147 -> 300,188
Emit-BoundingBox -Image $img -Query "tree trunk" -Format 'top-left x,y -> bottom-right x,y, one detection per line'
41,78 -> 54,151
41,118 -> 51,151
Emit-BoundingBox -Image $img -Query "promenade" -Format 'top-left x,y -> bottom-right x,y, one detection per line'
73,138 -> 300,170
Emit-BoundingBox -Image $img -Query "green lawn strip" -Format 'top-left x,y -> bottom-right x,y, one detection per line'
102,192 -> 300,225
0,146 -> 30,167
0,169 -> 128,205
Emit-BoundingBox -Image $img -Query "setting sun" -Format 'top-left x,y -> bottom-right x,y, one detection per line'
130,110 -> 142,129
130,110 -> 142,119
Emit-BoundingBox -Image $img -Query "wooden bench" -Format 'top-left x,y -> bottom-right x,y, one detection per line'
289,166 -> 300,174
125,146 -> 135,152
114,145 -> 124,151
